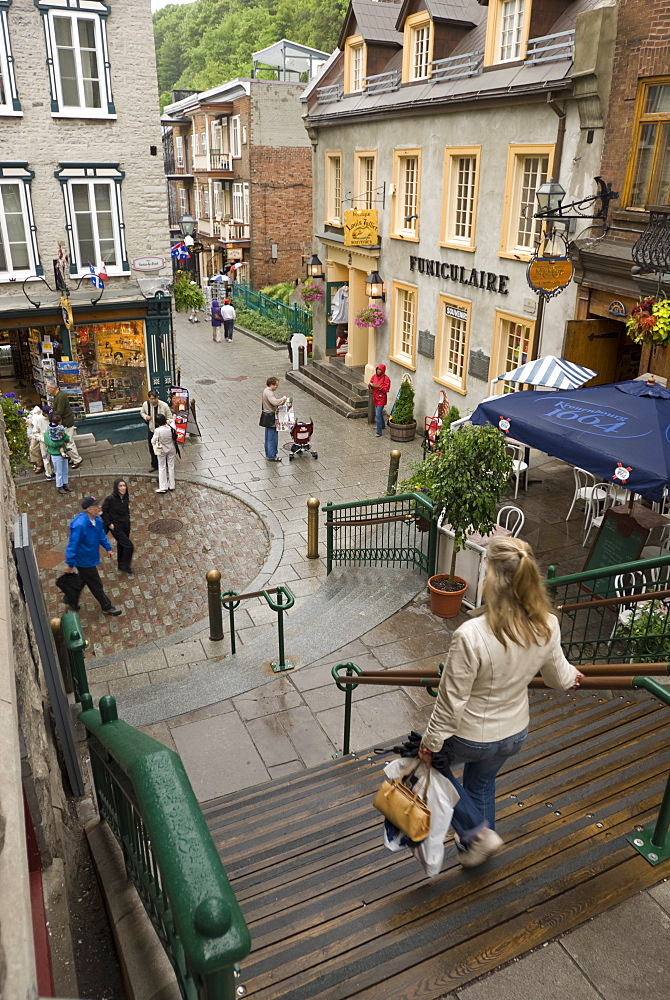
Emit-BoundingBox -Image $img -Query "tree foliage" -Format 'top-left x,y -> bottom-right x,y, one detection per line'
154,0 -> 347,107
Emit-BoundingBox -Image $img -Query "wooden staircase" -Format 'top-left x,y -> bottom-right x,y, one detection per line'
203,688 -> 670,1000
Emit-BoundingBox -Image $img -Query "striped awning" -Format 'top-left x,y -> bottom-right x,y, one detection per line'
496,355 -> 597,390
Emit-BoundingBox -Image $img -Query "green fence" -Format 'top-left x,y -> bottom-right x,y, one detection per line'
232,283 -> 312,337
80,693 -> 250,1000
324,492 -> 437,576
547,553 -> 670,665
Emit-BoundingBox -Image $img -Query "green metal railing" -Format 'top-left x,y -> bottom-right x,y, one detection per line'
324,493 -> 437,576
61,610 -> 89,701
231,283 -> 312,338
222,584 -> 296,672
627,677 -> 670,865
547,553 -> 670,665
80,692 -> 251,1000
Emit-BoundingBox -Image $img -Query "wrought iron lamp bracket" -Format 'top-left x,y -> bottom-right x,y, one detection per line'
535,177 -> 618,222
22,272 -> 105,309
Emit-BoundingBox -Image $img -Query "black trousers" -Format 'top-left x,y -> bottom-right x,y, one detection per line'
111,527 -> 134,572
147,426 -> 158,469
76,565 -> 112,611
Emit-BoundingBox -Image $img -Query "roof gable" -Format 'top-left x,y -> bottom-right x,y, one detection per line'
338,1 -> 404,50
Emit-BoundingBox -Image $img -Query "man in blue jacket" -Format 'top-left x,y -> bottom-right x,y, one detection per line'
63,496 -> 123,616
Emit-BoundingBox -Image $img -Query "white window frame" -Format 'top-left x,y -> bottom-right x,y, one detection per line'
390,281 -> 417,370
194,186 -> 202,220
0,163 -> 40,280
178,187 -> 186,216
200,132 -> 207,155
498,0 -> 525,62
202,187 -> 210,219
55,163 -> 128,277
325,151 -> 342,226
0,1 -> 21,117
232,181 -> 244,223
38,1 -> 115,119
434,295 -> 471,393
441,147 -> 480,251
231,116 -> 241,159
175,135 -> 184,169
391,149 -> 421,241
191,132 -> 198,159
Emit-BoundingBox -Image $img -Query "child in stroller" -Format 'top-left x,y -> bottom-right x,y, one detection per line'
288,419 -> 318,460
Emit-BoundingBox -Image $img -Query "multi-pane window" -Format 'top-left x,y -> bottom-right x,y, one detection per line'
354,153 -> 376,210
200,132 -> 207,155
0,183 -> 31,275
391,283 -> 417,367
178,188 -> 186,216
351,45 -> 364,92
202,188 -> 210,219
628,82 -> 670,208
231,116 -> 241,158
175,136 -> 184,169
501,146 -> 552,256
412,25 -> 430,79
232,182 -> 244,222
493,316 -> 532,394
443,149 -> 479,249
191,133 -> 198,159
0,2 -> 20,116
392,151 -> 421,238
40,3 -> 115,118
71,182 -> 117,267
436,300 -> 469,391
194,187 -> 202,219
325,153 -> 342,224
499,0 -> 525,61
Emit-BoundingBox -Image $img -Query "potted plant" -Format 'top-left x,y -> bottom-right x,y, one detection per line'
299,280 -> 325,305
388,379 -> 416,443
626,296 -> 670,348
354,304 -> 386,328
401,424 -> 512,617
173,271 -> 205,314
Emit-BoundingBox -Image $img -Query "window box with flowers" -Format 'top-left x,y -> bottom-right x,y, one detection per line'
299,281 -> 325,306
626,297 -> 670,349
354,305 -> 386,328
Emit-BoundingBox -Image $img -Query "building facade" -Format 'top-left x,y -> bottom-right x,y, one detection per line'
303,0 -> 617,423
163,76 -> 316,290
0,0 -> 173,442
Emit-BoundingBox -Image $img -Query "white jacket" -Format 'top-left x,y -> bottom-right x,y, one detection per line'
221,304 -> 236,321
422,614 -> 578,750
141,398 -> 172,431
151,423 -> 176,454
28,406 -> 49,441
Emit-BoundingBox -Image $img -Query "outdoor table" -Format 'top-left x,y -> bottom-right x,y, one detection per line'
437,523 -> 513,608
610,504 -> 668,532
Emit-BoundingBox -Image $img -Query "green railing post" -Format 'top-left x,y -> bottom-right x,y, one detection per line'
221,591 -> 240,655
325,501 -> 334,575
262,585 -> 295,672
61,611 -> 89,702
627,676 -> 670,864
331,662 -> 363,756
207,570 -> 224,642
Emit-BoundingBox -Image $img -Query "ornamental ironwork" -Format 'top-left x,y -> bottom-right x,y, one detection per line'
631,209 -> 670,274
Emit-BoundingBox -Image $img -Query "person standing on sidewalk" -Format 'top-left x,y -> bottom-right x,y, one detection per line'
64,497 -> 123,616
152,414 -> 177,493
211,299 -> 223,343
261,376 -> 288,462
369,364 -> 390,437
140,390 -> 171,473
46,380 -> 82,467
28,404 -> 53,477
44,416 -> 71,494
102,478 -> 134,576
221,298 -> 236,342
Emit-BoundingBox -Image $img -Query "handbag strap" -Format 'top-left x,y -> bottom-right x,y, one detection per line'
399,758 -> 431,804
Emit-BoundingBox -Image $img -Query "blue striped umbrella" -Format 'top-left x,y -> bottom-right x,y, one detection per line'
496,354 -> 597,390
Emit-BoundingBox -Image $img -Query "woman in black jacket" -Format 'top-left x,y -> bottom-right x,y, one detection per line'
102,479 -> 134,576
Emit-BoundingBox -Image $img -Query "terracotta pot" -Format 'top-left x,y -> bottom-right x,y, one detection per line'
427,574 -> 467,618
388,419 -> 417,442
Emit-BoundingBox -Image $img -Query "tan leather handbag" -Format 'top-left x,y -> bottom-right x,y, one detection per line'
373,759 -> 431,843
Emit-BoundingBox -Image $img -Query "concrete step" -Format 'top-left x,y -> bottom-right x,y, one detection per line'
312,360 -> 369,397
75,432 -> 113,457
285,369 -> 368,419
114,566 -> 426,727
294,364 -> 369,408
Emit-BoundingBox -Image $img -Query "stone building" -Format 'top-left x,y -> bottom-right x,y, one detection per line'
299,0 -> 617,423
162,74 -> 318,289
0,0 -> 173,443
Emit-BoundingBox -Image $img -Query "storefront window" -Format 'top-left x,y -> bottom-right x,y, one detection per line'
72,319 -> 147,413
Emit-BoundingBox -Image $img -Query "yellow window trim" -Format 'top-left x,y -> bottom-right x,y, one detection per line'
434,292 -> 471,394
324,149 -> 343,227
488,308 -> 537,389
390,147 -> 422,242
353,149 -> 377,209
402,11 -> 434,84
440,145 -> 481,253
621,76 -> 670,210
390,279 -> 418,370
344,34 -> 367,95
498,143 -> 554,260
484,0 -> 532,68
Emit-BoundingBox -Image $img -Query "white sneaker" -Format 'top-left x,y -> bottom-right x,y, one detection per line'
459,828 -> 504,868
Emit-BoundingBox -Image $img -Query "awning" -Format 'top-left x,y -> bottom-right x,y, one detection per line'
497,354 -> 597,390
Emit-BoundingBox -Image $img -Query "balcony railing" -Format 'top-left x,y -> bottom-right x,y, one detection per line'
526,29 -> 575,65
430,50 -> 484,82
363,69 -> 401,95
210,150 -> 232,170
197,218 -> 250,241
316,83 -> 343,104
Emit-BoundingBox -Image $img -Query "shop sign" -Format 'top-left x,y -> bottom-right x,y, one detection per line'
526,255 -> 574,299
131,256 -> 166,272
226,249 -> 243,261
445,304 -> 468,322
608,300 -> 627,318
344,209 -> 379,247
60,295 -> 74,330
409,256 -> 509,295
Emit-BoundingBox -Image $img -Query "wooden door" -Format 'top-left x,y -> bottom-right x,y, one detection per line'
563,319 -> 623,385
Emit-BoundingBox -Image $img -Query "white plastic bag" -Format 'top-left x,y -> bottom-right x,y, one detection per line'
379,757 -> 459,878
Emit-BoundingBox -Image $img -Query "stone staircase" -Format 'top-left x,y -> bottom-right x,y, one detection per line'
110,567 -> 425,728
285,359 -> 369,418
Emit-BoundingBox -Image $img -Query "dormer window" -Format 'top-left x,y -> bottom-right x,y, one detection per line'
402,12 -> 433,83
484,0 -> 530,67
344,35 -> 366,94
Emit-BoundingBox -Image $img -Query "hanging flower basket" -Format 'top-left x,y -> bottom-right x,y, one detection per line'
299,281 -> 325,305
354,305 -> 386,328
626,297 -> 670,348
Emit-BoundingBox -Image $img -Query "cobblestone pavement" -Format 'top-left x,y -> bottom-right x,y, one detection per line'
18,475 -> 269,657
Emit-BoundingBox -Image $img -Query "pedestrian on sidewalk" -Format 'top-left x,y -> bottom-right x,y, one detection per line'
261,376 -> 288,462
211,298 -> 223,342
27,404 -> 53,477
45,380 -> 82,467
44,416 -> 71,494
416,536 -> 582,868
102,478 -> 134,576
222,298 -> 236,342
369,364 -> 390,437
140,390 -> 171,472
152,413 -> 177,492
63,497 -> 123,616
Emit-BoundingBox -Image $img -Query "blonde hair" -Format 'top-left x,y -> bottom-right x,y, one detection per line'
482,536 -> 554,649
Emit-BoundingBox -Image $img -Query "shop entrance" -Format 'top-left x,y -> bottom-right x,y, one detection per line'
563,318 -> 641,385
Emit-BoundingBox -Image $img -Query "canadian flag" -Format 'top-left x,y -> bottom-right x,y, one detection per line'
97,262 -> 109,281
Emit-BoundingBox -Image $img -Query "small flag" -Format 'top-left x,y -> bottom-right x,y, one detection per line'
171,242 -> 191,260
98,262 -> 109,282
230,261 -> 247,271
88,263 -> 104,289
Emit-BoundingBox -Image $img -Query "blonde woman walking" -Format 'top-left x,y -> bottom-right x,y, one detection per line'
418,536 -> 582,867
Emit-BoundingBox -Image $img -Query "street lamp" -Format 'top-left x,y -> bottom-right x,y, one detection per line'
178,213 -> 197,238
365,270 -> 385,300
533,176 -> 618,222
306,253 -> 324,279
535,179 -> 565,216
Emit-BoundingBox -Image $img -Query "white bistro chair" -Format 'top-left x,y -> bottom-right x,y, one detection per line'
496,505 -> 525,537
505,442 -> 528,500
566,467 -> 606,521
583,481 -> 618,546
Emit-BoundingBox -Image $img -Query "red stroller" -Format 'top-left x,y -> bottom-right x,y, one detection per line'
288,419 -> 318,461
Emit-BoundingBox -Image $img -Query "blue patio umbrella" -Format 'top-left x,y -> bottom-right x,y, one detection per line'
470,380 -> 670,502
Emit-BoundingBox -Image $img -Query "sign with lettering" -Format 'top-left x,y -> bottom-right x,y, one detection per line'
526,255 -> 574,298
131,256 -> 166,272
409,255 -> 509,295
344,209 -> 378,247
445,304 -> 468,322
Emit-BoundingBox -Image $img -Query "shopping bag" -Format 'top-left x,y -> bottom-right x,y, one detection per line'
276,402 -> 295,432
55,571 -> 84,607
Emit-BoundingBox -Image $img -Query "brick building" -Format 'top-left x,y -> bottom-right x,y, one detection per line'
0,0 -> 174,442
570,0 -> 670,384
163,73 -> 318,290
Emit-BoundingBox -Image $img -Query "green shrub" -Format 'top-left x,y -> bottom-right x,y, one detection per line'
261,282 -> 293,304
444,404 -> 461,428
234,307 -> 292,344
614,602 -> 670,664
173,271 -> 205,313
1,393 -> 29,474
390,380 -> 415,425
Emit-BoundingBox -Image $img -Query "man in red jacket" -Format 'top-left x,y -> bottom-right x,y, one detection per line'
369,364 -> 391,437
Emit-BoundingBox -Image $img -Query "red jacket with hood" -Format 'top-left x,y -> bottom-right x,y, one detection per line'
369,365 -> 391,407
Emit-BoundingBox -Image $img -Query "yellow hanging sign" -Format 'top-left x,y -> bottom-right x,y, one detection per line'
344,209 -> 378,247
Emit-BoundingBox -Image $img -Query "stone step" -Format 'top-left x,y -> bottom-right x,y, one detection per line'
285,369 -> 368,419
75,432 -> 113,457
311,359 -> 369,397
295,364 -> 369,407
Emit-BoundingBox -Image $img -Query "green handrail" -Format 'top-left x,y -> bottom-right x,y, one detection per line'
546,551 -> 670,589
222,584 -> 295,671
80,692 -> 251,999
61,611 -> 89,702
627,677 -> 670,865
325,491 -> 435,514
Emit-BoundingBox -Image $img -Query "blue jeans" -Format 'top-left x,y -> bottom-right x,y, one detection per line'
52,453 -> 68,488
265,425 -> 278,459
375,405 -> 385,434
436,728 -> 528,843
